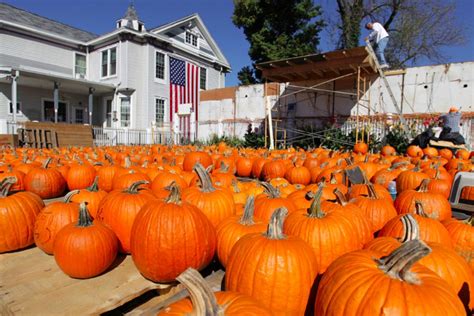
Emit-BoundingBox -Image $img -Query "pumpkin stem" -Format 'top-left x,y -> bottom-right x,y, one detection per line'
0,176 -> 17,197
105,154 -> 114,165
219,161 -> 229,173
307,184 -> 326,218
366,183 -> 379,199
124,156 -> 131,168
414,201 -> 428,218
333,188 -> 348,206
125,180 -> 149,194
434,166 -> 441,180
361,170 -> 370,184
165,182 -> 181,204
176,268 -> 222,316
329,172 -> 338,184
42,157 -> 52,169
413,161 -> 421,172
464,216 -> 474,226
259,182 -> 280,199
64,190 -> 80,203
239,195 -> 256,226
417,179 -> 430,192
77,202 -> 93,227
86,176 -> 100,192
265,208 -> 288,240
231,179 -> 240,193
377,239 -> 431,284
400,214 -> 420,242
194,163 -> 216,193
389,161 -> 409,171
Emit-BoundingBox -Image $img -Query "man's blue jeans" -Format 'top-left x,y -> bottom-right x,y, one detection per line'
373,37 -> 389,65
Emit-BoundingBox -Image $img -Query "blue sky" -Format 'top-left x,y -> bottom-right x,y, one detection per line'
3,0 -> 473,86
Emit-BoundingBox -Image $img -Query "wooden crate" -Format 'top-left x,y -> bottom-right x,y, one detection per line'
22,122 -> 93,147
0,245 -> 225,315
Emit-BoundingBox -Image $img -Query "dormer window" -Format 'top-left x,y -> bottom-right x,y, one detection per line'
185,31 -> 198,47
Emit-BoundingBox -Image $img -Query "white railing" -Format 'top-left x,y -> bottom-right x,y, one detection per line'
92,126 -> 175,146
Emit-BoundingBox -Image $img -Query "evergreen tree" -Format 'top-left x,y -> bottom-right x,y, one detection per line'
233,0 -> 325,83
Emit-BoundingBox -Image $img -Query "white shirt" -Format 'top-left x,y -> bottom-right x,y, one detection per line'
368,22 -> 389,43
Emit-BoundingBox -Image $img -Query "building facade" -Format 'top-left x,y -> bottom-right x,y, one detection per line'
0,3 -> 230,140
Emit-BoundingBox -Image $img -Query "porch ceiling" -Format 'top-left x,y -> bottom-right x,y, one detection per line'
0,68 -> 115,95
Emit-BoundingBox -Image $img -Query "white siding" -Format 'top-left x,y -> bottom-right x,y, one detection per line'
0,33 -> 75,76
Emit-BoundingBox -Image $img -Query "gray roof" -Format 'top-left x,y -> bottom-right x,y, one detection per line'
0,2 -> 98,42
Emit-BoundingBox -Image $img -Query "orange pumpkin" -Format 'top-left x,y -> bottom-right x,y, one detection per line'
226,208 -> 318,315
70,176 -> 107,219
53,202 -> 118,279
284,186 -> 361,274
443,216 -> 474,271
130,184 -> 216,283
182,151 -> 213,172
315,239 -> 465,315
0,177 -> 44,253
158,268 -> 272,315
254,182 -> 297,223
66,161 -> 96,190
34,190 -> 80,254
216,196 -> 266,267
182,164 -> 235,227
96,180 -> 156,254
24,158 -> 66,199
394,179 -> 452,221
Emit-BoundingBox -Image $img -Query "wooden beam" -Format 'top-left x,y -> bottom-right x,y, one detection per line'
261,56 -> 366,78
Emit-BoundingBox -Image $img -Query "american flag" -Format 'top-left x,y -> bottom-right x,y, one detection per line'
169,57 -> 199,140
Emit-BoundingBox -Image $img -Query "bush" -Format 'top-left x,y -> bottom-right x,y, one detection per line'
243,124 -> 265,148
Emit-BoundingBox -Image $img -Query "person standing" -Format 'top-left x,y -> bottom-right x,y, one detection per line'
365,22 -> 390,69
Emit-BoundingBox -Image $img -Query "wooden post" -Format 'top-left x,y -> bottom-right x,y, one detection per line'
265,81 -> 275,150
356,67 -> 361,143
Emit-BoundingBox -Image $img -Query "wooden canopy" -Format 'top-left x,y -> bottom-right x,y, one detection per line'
256,46 -> 377,82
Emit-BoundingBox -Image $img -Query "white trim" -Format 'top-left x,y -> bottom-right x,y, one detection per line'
199,66 -> 207,91
185,31 -> 200,49
154,96 -> 168,124
8,101 -> 23,116
73,52 -> 87,79
154,50 -> 167,84
41,98 -> 70,122
118,94 -> 132,128
99,45 -> 118,79
151,13 -> 230,68
103,96 -> 114,128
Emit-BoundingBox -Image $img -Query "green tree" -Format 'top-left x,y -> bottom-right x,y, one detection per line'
233,0 -> 325,83
237,66 -> 258,85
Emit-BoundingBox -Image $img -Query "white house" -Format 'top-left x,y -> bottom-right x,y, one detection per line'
0,3 -> 230,141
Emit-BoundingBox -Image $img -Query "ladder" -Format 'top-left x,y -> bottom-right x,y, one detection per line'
365,40 -> 409,134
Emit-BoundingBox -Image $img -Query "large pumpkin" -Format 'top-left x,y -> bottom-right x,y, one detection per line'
394,179 -> 452,221
252,182 -> 297,223
182,164 -> 235,227
70,176 -> 107,219
158,268 -> 272,315
225,208 -> 318,315
0,177 -> 44,253
351,183 -> 397,233
366,214 -> 474,312
131,184 -> 216,283
24,158 -> 66,199
34,190 -> 80,254
315,239 -> 465,315
182,151 -> 212,172
283,186 -> 360,274
216,196 -> 266,267
443,216 -> 474,271
396,163 -> 430,193
66,161 -> 96,190
96,180 -> 156,253
379,201 -> 452,248
54,202 -> 118,279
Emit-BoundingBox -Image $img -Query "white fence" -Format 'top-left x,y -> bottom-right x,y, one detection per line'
92,127 -> 175,146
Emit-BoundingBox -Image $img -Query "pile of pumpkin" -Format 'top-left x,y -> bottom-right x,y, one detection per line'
0,142 -> 473,315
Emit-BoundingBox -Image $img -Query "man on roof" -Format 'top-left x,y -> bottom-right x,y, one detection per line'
365,21 -> 390,69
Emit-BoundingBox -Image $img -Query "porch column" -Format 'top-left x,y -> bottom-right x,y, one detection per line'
53,82 -> 59,123
88,87 -> 95,125
11,70 -> 19,123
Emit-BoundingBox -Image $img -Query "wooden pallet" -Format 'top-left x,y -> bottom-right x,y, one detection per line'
0,246 -> 225,315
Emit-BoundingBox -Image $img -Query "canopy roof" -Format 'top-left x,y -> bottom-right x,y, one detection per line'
256,46 -> 377,82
